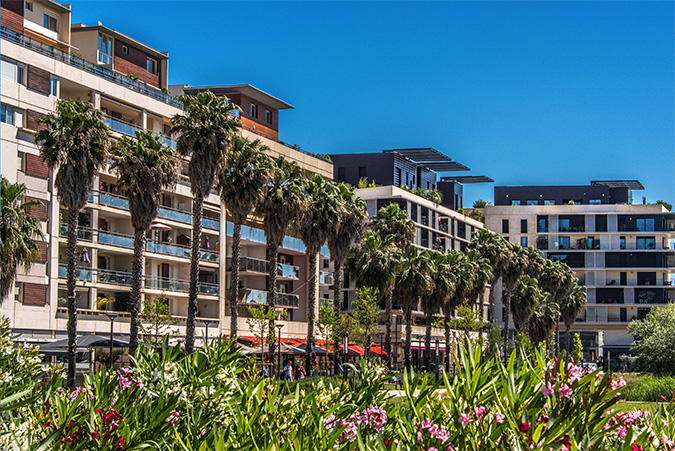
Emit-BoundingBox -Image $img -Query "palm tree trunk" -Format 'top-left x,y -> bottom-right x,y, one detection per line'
230,222 -> 242,339
332,263 -> 343,375
556,313 -> 561,354
186,195 -> 203,353
305,248 -> 318,376
267,241 -> 279,371
128,228 -> 145,358
424,312 -> 432,371
444,308 -> 451,372
385,289 -> 393,369
502,284 -> 513,359
488,282 -> 496,322
66,208 -> 78,388
404,302 -> 413,371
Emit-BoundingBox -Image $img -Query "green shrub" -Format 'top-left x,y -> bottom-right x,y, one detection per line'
623,374 -> 675,402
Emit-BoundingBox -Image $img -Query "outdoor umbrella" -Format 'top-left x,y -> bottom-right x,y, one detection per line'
39,334 -> 129,354
296,342 -> 328,354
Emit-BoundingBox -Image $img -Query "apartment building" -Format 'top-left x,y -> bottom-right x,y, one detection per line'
484,181 -> 675,364
0,0 -> 333,346
331,148 -> 490,367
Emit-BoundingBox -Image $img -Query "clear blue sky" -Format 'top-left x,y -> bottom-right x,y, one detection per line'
69,1 -> 675,207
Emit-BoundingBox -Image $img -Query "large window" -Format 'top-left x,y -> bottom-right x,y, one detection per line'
558,236 -> 570,249
98,33 -> 113,65
146,58 -> 158,75
0,104 -> 21,126
520,237 -> 528,248
559,219 -> 570,232
43,13 -> 57,32
637,218 -> 655,232
636,236 -> 656,250
50,76 -> 59,96
620,236 -> 626,249
537,216 -> 548,233
1,57 -> 24,84
502,219 -> 509,234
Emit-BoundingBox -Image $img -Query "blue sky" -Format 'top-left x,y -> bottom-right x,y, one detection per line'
69,1 -> 674,207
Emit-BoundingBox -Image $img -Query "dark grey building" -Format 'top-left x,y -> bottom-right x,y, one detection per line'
494,180 -> 644,206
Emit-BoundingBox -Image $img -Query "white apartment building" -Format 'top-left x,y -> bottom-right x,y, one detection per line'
484,181 -> 675,365
1,0 -> 333,346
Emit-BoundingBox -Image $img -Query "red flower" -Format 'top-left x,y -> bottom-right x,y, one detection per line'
519,422 -> 531,433
539,415 -> 549,423
632,443 -> 643,451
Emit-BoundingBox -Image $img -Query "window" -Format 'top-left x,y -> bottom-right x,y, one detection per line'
559,219 -> 570,232
636,218 -> 655,232
636,237 -> 656,250
250,103 -> 258,118
595,215 -> 607,232
337,167 -> 345,182
526,200 -> 538,205
520,237 -> 528,248
620,236 -> 626,250
502,219 -> 509,234
1,104 -> 15,125
146,58 -> 158,75
358,166 -> 367,180
544,200 -> 555,205
395,167 -> 402,186
17,151 -> 25,172
520,219 -> 527,234
559,236 -> 570,249
14,282 -> 22,302
50,76 -> 58,96
1,57 -> 24,84
25,1 -> 33,11
589,199 -> 601,205
511,200 -> 521,206
537,216 -> 548,233
265,110 -> 271,124
122,45 -> 129,54
43,13 -> 57,31
97,33 -> 113,65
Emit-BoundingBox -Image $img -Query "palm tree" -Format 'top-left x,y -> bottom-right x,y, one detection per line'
171,91 -> 240,353
443,250 -> 474,371
1,177 -> 45,303
369,203 -> 414,366
529,301 -> 560,345
537,260 -> 577,352
510,275 -> 547,334
216,136 -> 272,339
467,250 -> 492,313
396,247 -> 433,370
36,100 -> 110,387
423,252 -> 455,370
296,176 -> 339,374
257,157 -> 308,360
326,183 -> 368,372
467,230 -> 509,322
560,284 -> 587,352
111,131 -> 179,356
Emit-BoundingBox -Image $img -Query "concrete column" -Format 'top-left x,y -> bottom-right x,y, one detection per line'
139,110 -> 148,130
90,90 -> 101,110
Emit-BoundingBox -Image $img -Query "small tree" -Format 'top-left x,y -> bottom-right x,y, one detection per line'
246,305 -> 276,352
655,200 -> 672,212
628,304 -> 675,375
572,333 -> 583,363
138,294 -> 179,347
451,300 -> 487,342
351,287 -> 381,358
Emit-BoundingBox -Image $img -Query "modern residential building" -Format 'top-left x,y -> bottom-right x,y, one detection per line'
331,148 -> 491,367
0,0 -> 333,349
484,181 -> 675,364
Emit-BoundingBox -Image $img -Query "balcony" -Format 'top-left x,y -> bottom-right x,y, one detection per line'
231,288 -> 300,308
225,222 -> 315,254
319,271 -> 334,285
145,275 -> 219,296
277,263 -> 299,280
103,117 -> 177,150
60,225 -> 219,263
225,256 -> 298,279
57,266 -> 93,282
0,27 -> 182,108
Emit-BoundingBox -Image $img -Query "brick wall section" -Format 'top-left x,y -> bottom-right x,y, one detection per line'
26,110 -> 48,131
27,65 -> 51,95
25,153 -> 49,178
36,241 -> 48,263
22,283 -> 47,306
1,1 -> 24,33
26,196 -> 48,221
114,40 -> 161,88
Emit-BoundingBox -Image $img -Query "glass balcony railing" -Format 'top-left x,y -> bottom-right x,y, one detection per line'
0,27 -> 182,108
239,288 -> 299,308
227,256 -> 269,274
103,117 -> 178,150
58,265 -> 92,282
144,276 -> 219,296
202,217 -> 220,231
277,262 -> 300,279
146,241 -> 190,259
98,268 -> 133,286
319,271 -> 334,285
59,224 -> 94,242
98,191 -> 130,210
98,230 -> 134,249
158,206 -> 192,224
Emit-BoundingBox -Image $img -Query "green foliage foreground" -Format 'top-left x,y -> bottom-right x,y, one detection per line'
2,320 -> 675,451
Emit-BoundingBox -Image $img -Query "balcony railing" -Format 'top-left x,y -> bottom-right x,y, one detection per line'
0,27 -> 182,108
225,222 -> 322,255
103,117 -> 177,150
232,288 -> 299,308
57,266 -> 93,282
60,224 -> 218,263
225,256 -> 298,279
277,263 -> 299,280
319,271 -> 334,285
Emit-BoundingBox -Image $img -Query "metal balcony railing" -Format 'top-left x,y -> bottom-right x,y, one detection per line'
103,117 -> 177,150
319,271 -> 334,285
0,27 -> 182,108
230,288 -> 299,308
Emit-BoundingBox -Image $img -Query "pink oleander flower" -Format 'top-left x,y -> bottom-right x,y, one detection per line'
494,412 -> 505,424
559,384 -> 572,398
429,448 -> 439,451
610,376 -> 627,391
166,410 -> 180,427
473,406 -> 487,418
420,419 -> 434,429
540,381 -> 555,397
459,413 -> 473,427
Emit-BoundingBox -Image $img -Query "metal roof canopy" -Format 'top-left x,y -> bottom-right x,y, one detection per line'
421,162 -> 470,172
441,175 -> 494,183
591,180 -> 645,190
182,84 -> 294,110
384,148 -> 453,163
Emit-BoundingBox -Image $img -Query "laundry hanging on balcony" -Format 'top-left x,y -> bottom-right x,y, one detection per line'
80,248 -> 90,264
205,236 -> 210,249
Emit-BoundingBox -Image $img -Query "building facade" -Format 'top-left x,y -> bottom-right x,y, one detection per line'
484,182 -> 675,363
1,0 -> 333,347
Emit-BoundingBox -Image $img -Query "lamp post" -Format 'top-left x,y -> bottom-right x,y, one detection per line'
378,332 -> 384,361
393,315 -> 398,368
105,313 -> 118,369
434,338 -> 440,381
203,319 -> 213,347
343,333 -> 349,380
417,334 -> 424,371
276,324 -> 284,379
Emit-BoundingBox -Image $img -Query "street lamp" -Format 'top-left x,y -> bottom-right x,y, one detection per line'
417,334 -> 424,371
434,338 -> 440,381
105,313 -> 118,369
276,323 -> 284,379
203,319 -> 213,347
